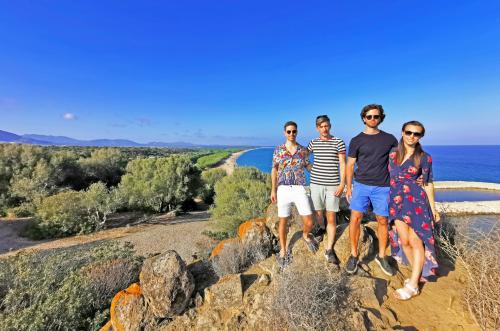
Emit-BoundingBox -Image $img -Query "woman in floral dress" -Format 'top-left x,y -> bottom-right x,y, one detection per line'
388,121 -> 440,300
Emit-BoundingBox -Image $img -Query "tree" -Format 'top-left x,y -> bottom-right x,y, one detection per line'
210,167 -> 271,234
200,168 -> 227,204
118,155 -> 201,213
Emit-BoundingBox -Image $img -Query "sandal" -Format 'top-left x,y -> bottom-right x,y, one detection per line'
394,283 -> 419,300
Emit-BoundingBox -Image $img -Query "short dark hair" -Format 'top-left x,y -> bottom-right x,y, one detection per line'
315,115 -> 330,127
284,121 -> 297,130
360,104 -> 386,123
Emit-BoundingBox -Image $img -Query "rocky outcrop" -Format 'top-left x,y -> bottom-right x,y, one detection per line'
204,273 -> 243,307
110,283 -> 146,331
140,250 -> 195,319
237,218 -> 273,254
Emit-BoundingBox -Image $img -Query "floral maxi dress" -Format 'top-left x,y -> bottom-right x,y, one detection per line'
388,149 -> 438,280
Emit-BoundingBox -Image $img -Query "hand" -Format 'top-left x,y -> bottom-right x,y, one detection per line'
416,175 -> 424,187
270,191 -> 277,204
334,184 -> 345,197
433,210 -> 441,223
345,187 -> 352,203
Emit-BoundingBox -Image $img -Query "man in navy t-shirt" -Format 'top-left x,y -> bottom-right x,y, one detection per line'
345,104 -> 398,276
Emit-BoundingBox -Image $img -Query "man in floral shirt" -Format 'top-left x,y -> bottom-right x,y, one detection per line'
271,121 -> 318,269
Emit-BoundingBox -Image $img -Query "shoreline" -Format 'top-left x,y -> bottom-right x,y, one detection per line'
215,148 -> 255,175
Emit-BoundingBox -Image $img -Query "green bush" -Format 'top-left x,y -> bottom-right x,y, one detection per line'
31,182 -> 118,238
0,241 -> 142,331
118,155 -> 201,213
200,168 -> 227,204
210,167 -> 271,234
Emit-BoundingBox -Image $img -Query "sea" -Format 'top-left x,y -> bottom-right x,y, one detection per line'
236,145 -> 500,203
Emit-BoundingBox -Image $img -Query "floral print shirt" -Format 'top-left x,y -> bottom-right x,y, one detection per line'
272,144 -> 310,186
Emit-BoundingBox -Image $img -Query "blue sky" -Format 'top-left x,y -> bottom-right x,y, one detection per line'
1,1 -> 499,146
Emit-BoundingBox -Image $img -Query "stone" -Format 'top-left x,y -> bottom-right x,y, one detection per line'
195,292 -> 203,307
334,222 -> 376,265
204,273 -> 243,308
265,203 -> 303,239
257,273 -> 271,286
210,238 -> 240,259
237,218 -> 273,255
351,276 -> 381,308
110,283 -> 146,331
140,250 -> 195,318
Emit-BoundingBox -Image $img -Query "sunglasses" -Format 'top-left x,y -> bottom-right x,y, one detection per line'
286,130 -> 297,134
365,115 -> 380,120
404,130 -> 423,138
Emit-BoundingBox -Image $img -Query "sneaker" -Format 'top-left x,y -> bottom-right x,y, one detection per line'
276,254 -> 286,270
303,234 -> 319,253
324,249 -> 340,265
375,255 -> 396,276
345,255 -> 358,274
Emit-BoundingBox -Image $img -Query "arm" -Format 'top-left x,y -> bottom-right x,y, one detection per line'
271,166 -> 278,204
335,153 -> 346,196
345,156 -> 356,202
423,182 -> 440,222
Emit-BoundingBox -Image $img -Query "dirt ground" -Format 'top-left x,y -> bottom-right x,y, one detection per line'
0,211 -> 218,263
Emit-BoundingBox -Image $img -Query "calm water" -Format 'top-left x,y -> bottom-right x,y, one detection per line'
237,145 -> 500,202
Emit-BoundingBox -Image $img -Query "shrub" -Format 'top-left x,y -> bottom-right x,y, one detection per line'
210,167 -> 270,234
31,182 -> 118,238
0,241 -> 142,331
118,155 -> 201,213
210,238 -> 269,278
199,168 -> 227,204
436,217 -> 499,330
267,258 -> 354,331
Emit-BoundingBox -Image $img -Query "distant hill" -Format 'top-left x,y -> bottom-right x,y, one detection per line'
1,130 -> 253,149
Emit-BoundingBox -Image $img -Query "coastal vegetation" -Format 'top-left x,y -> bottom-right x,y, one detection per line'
210,167 -> 271,235
0,241 -> 141,331
195,148 -> 241,169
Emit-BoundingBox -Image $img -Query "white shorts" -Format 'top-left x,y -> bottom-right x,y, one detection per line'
310,183 -> 340,212
277,185 -> 313,218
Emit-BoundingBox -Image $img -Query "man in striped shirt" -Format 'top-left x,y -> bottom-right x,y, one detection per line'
307,115 -> 346,265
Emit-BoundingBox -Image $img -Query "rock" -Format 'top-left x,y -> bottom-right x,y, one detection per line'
140,250 -> 195,319
210,238 -> 240,259
237,218 -> 273,256
351,276 -> 381,308
334,222 -> 376,265
257,273 -> 271,286
99,320 -> 113,331
204,273 -> 243,308
265,203 -> 303,239
351,310 -> 369,331
110,283 -> 146,331
195,292 -> 203,307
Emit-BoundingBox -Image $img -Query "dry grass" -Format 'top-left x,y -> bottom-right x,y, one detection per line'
266,258 -> 354,331
210,238 -> 270,277
436,216 -> 499,330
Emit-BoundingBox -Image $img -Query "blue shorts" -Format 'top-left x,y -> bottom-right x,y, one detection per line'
349,181 -> 390,217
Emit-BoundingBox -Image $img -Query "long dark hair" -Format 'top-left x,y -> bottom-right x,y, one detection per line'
396,121 -> 426,168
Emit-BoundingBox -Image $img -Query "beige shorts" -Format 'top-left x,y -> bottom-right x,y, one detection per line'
310,183 -> 340,212
277,185 -> 313,218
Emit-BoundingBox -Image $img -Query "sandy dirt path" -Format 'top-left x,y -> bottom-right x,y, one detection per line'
0,211 -> 217,262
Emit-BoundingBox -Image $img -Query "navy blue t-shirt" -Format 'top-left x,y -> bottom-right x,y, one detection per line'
348,130 -> 398,187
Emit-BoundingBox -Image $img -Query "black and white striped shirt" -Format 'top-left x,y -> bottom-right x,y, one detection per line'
307,137 -> 346,186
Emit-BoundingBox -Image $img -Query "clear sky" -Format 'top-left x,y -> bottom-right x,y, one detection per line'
1,1 -> 499,146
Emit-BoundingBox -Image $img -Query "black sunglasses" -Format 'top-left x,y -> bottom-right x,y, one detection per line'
286,130 -> 297,134
365,115 -> 380,120
404,130 -> 423,138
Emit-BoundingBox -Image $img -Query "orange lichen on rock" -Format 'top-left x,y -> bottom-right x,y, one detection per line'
210,238 -> 239,258
110,283 -> 144,331
237,218 -> 266,240
99,320 -> 113,331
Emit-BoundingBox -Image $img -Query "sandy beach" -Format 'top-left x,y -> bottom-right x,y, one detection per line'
216,148 -> 254,175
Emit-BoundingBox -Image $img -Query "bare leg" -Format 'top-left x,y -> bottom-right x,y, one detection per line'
315,210 -> 326,230
376,215 -> 389,258
301,214 -> 314,239
408,228 -> 425,289
278,217 -> 288,257
325,211 -> 337,250
349,210 -> 363,257
394,220 -> 414,267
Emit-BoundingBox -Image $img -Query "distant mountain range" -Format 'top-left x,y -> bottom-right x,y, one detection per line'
0,130 -> 250,149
